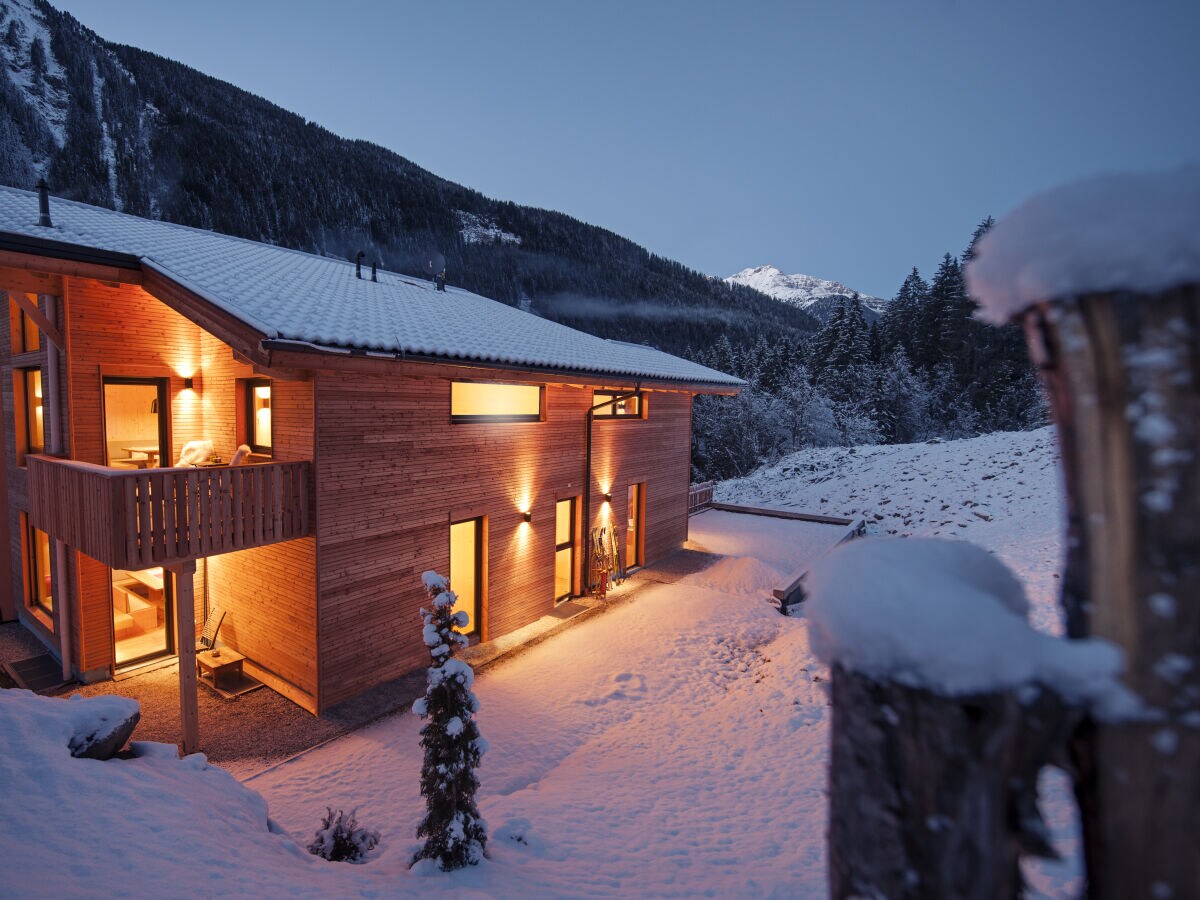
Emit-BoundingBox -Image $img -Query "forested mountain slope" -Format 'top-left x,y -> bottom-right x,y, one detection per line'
0,0 -> 815,357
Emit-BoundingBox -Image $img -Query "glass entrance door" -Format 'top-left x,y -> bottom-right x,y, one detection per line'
102,377 -> 168,469
450,518 -> 483,636
555,498 -> 576,602
111,567 -> 173,667
626,483 -> 643,570
103,376 -> 173,666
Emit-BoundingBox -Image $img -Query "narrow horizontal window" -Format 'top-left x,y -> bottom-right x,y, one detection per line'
451,382 -> 542,423
593,391 -> 643,418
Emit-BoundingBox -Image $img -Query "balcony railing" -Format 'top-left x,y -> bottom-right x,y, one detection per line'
27,455 -> 312,570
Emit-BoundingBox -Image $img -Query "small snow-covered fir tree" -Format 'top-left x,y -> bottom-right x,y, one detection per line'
307,807 -> 379,862
411,571 -> 488,870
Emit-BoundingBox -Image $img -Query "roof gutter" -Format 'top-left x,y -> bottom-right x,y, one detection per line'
259,337 -> 743,392
0,231 -> 141,270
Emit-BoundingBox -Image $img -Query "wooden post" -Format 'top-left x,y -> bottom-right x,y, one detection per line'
169,560 -> 200,755
40,294 -> 73,683
1021,284 -> 1200,899
828,666 -> 1072,899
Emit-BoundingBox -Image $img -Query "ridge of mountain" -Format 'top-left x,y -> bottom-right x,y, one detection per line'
0,0 -> 817,358
726,264 -> 888,323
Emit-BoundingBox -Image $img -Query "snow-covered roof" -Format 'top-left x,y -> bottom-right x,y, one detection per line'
967,164 -> 1200,323
0,185 -> 743,389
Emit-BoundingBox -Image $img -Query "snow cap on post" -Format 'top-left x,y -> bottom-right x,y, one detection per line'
966,163 -> 1200,324
806,537 -> 1130,709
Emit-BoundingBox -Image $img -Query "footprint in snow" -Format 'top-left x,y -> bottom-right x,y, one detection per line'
580,672 -> 648,706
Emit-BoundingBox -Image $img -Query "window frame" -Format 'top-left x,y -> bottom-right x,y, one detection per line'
592,390 -> 646,419
245,378 -> 273,455
554,496 -> 577,603
450,381 -> 544,424
14,366 -> 44,466
22,516 -> 54,628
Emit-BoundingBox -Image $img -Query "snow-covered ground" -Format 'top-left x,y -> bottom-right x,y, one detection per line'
0,426 -> 1081,897
719,427 -> 1065,634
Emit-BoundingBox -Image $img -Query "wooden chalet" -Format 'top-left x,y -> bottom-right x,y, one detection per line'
0,185 -> 741,749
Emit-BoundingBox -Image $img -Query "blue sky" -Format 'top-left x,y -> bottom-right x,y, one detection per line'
52,0 -> 1200,298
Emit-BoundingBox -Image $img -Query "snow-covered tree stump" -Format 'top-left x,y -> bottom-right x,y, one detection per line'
807,539 -> 1126,900
828,668 -> 1070,899
1017,286 -> 1200,898
967,168 -> 1200,900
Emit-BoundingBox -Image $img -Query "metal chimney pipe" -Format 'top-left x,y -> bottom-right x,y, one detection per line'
36,178 -> 51,227
371,260 -> 378,282
355,250 -> 364,279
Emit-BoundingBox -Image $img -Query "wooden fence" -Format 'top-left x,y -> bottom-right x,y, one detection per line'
27,455 -> 312,570
688,480 -> 714,514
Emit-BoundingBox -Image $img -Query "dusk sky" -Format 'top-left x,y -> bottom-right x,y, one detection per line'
53,0 -> 1200,298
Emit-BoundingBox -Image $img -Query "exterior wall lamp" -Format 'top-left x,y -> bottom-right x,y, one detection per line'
523,511 -> 532,523
183,377 -> 195,389
603,492 -> 612,503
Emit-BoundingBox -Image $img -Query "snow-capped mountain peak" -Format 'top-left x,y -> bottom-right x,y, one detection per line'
726,265 -> 887,322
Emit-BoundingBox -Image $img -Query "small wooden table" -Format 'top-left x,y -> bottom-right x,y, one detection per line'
196,648 -> 245,691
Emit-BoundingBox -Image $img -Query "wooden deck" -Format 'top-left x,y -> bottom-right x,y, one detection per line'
26,455 -> 311,570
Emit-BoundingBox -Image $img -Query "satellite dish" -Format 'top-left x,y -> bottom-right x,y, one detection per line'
423,251 -> 446,280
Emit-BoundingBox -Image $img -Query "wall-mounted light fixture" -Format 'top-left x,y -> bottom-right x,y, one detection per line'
183,377 -> 194,389
603,492 -> 612,503
522,511 -> 532,523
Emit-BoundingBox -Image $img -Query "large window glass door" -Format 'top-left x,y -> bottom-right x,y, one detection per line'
111,567 -> 173,667
103,377 -> 168,469
450,518 -> 483,636
555,498 -> 577,602
626,483 -> 644,570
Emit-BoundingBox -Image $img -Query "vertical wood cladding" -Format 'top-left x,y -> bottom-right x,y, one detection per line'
314,373 -> 693,708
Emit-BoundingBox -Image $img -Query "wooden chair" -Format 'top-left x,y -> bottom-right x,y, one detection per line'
197,605 -> 226,652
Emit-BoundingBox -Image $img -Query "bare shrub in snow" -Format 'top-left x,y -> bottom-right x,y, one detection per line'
306,807 -> 379,863
411,571 -> 488,870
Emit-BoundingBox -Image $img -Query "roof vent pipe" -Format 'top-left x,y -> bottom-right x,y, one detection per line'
371,260 -> 378,282
355,251 -> 365,279
36,178 -> 51,227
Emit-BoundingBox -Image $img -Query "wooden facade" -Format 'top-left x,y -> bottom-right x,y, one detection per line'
0,249 -> 729,720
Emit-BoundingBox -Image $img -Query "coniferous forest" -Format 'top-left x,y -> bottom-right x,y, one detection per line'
0,1 -> 1044,482
689,219 -> 1045,480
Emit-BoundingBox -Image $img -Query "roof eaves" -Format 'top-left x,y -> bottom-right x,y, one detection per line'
140,257 -> 280,340
261,337 -> 744,390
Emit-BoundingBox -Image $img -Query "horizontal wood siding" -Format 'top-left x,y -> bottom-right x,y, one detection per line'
205,536 -> 317,710
315,374 -> 693,708
0,273 -> 318,681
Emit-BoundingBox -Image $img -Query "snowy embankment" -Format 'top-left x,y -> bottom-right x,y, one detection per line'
719,426 -> 1065,634
0,427 -> 1078,898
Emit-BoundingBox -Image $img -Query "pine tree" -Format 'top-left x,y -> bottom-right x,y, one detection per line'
412,571 -> 488,871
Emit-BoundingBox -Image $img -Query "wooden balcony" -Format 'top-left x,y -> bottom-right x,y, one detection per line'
27,455 -> 312,570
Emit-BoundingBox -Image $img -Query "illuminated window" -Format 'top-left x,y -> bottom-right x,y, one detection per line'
593,391 -> 643,418
246,379 -> 272,453
451,382 -> 542,423
23,518 -> 53,624
14,367 -> 43,464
